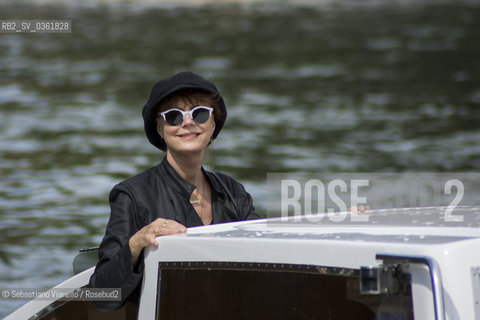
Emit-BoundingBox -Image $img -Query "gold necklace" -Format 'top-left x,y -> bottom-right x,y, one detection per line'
190,178 -> 204,206
190,199 -> 201,205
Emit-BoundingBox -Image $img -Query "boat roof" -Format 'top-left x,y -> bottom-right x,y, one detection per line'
185,206 -> 480,245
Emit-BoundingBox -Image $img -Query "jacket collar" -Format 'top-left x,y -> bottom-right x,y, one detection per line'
203,170 -> 227,198
157,157 -> 226,198
158,157 -> 196,199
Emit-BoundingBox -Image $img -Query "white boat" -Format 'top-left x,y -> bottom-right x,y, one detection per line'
6,206 -> 480,319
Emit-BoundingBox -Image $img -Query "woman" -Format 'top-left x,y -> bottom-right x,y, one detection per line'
89,71 -> 260,310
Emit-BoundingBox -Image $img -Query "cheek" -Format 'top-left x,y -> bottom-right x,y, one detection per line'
156,121 -> 164,138
209,119 -> 216,133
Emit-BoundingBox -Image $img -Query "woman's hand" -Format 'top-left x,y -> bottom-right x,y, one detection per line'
348,205 -> 371,213
129,218 -> 187,266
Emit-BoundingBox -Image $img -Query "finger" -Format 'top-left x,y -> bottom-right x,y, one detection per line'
165,220 -> 187,233
149,236 -> 159,247
146,220 -> 185,237
142,231 -> 160,248
154,218 -> 187,234
161,225 -> 186,235
358,205 -> 371,213
130,230 -> 157,254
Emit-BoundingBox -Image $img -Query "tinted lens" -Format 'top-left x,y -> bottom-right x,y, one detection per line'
164,110 -> 184,126
192,107 -> 211,124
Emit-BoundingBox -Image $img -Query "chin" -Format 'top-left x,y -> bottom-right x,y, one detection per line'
171,143 -> 208,154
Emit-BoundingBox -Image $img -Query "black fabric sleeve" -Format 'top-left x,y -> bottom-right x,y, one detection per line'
89,189 -> 145,310
213,171 -> 261,221
238,186 -> 261,220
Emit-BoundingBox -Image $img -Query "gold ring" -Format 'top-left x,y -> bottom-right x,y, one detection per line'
154,228 -> 159,236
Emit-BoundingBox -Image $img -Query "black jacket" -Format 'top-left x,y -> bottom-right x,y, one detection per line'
89,157 -> 259,310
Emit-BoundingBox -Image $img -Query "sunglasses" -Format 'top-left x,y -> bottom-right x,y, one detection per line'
159,106 -> 214,126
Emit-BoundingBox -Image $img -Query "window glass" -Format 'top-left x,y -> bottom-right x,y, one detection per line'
157,262 -> 413,320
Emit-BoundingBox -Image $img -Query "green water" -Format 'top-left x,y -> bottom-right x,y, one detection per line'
1,0 -> 479,317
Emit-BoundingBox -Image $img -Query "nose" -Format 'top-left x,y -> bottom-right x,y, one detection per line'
181,113 -> 195,126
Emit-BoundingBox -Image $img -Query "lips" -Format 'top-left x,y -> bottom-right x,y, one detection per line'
178,132 -> 200,138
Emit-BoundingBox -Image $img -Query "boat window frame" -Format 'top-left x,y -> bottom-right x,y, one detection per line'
377,254 -> 444,320
155,261 -> 416,320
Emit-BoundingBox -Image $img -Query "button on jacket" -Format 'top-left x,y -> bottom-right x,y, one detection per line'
89,157 -> 259,310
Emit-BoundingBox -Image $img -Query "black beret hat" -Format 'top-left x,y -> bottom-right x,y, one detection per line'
142,71 -> 227,151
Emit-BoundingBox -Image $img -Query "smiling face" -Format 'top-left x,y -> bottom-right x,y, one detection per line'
156,90 -> 217,156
